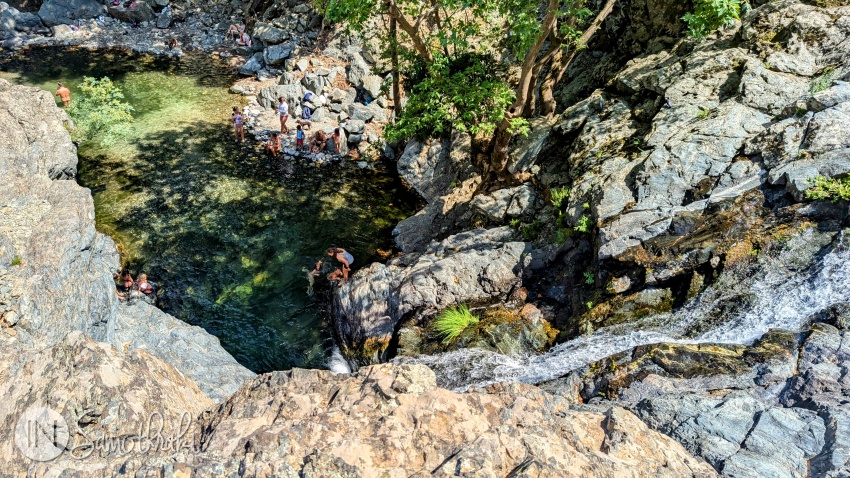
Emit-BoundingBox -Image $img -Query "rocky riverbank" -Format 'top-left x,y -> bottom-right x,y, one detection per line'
0,40 -> 723,476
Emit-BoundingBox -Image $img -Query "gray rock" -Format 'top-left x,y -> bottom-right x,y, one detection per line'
239,52 -> 264,76
471,184 -> 537,222
738,59 -> 809,115
347,102 -> 374,122
342,119 -> 365,135
38,0 -> 105,26
397,134 -> 473,204
264,41 -> 295,66
107,0 -> 155,23
253,21 -> 288,44
332,228 -> 529,366
301,72 -> 324,94
361,74 -> 383,98
257,83 -> 303,109
155,5 -> 171,28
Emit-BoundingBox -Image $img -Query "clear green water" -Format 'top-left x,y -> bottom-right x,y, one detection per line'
0,46 -> 418,372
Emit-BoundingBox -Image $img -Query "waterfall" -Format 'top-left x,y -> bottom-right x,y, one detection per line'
397,228 -> 850,391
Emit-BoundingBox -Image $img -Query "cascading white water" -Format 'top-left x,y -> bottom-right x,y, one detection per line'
397,228 -> 850,391
327,345 -> 352,374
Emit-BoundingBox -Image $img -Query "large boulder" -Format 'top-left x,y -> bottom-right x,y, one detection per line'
253,21 -> 288,44
332,227 -> 529,365
263,41 -> 295,66
107,0 -> 156,23
397,133 -> 473,203
154,4 -> 171,28
257,83 -> 303,109
38,0 -> 105,26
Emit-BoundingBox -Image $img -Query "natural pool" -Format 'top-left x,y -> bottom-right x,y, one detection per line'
0,46 -> 418,372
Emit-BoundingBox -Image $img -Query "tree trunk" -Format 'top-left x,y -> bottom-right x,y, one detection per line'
487,0 -> 559,177
540,0 -> 618,117
390,16 -> 402,119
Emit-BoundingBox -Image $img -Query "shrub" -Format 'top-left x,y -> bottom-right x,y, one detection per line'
805,176 -> 850,202
682,0 -> 742,39
10,255 -> 22,266
583,271 -> 594,285
433,304 -> 479,344
67,76 -> 134,146
550,186 -> 570,209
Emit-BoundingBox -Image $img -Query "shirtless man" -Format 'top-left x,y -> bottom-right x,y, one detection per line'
311,130 -> 327,154
55,83 -> 71,107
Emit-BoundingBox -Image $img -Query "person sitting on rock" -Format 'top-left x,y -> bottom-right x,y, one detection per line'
325,247 -> 354,283
238,29 -> 252,47
225,23 -> 244,42
118,268 -> 135,292
137,273 -> 154,295
55,83 -> 71,108
266,132 -> 282,158
311,130 -> 327,154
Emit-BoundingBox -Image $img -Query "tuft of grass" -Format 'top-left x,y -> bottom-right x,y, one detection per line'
433,304 -> 479,344
574,215 -> 592,233
695,107 -> 710,119
550,186 -> 570,209
810,66 -> 836,95
806,176 -> 850,202
10,256 -> 22,266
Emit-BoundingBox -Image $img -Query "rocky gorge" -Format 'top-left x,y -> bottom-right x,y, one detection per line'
1,0 -> 850,475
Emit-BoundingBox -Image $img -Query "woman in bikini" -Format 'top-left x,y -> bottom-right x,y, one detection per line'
266,132 -> 282,158
325,247 -> 354,283
232,106 -> 245,143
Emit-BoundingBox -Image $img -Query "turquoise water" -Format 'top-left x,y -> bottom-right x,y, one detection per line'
0,46 -> 418,372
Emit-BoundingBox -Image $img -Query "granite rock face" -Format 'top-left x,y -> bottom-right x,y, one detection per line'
333,227 -> 529,365
0,78 -> 253,402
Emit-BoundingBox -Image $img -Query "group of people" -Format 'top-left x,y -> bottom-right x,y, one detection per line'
115,269 -> 156,302
263,96 -> 344,158
225,23 -> 252,47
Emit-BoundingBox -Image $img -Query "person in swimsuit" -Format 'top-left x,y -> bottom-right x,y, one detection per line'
232,106 -> 245,143
266,132 -> 282,158
55,83 -> 71,107
331,128 -> 341,154
225,23 -> 244,42
277,97 -> 289,134
120,269 -> 135,291
238,30 -> 252,46
137,273 -> 154,295
325,247 -> 354,283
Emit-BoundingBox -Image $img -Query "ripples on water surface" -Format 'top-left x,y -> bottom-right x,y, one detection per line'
0,46 -> 418,373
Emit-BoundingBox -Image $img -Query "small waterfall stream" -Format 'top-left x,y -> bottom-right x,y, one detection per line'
398,228 -> 850,390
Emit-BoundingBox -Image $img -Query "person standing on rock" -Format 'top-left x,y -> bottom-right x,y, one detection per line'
55,83 -> 71,107
232,106 -> 245,143
277,97 -> 290,135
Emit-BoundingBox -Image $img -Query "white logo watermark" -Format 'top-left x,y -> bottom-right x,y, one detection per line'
15,406 -> 201,462
14,407 -> 70,462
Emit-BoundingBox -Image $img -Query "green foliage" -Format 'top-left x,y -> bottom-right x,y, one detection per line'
550,186 -> 570,209
10,255 -> 22,266
682,0 -> 742,39
520,221 -> 543,241
67,77 -> 134,146
583,271 -> 594,285
555,228 -> 572,245
810,66 -> 836,95
509,218 -> 521,229
695,107 -> 710,119
585,301 -> 594,310
385,54 -> 518,142
805,176 -> 850,202
433,304 -> 479,344
574,214 -> 592,233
